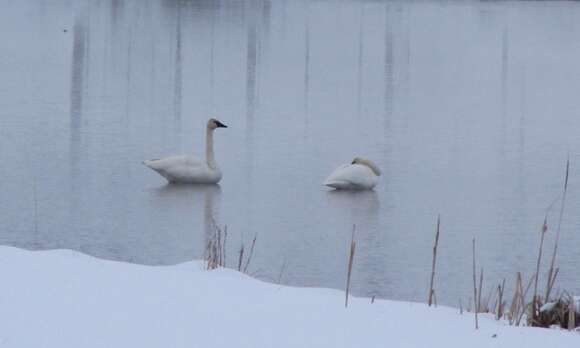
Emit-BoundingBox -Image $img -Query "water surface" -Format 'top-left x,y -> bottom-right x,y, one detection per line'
1,0 -> 580,305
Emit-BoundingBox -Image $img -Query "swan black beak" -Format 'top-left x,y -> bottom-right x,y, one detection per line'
215,120 -> 228,128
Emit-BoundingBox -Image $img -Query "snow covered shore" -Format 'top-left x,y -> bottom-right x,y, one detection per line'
0,246 -> 578,347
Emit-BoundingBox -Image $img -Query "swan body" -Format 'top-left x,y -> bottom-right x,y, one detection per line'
143,118 -> 227,184
143,155 -> 222,184
324,157 -> 381,190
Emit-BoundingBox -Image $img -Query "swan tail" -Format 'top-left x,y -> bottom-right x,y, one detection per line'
143,159 -> 162,170
323,180 -> 350,190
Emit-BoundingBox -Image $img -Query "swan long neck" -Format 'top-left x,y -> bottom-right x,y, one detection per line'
205,126 -> 217,168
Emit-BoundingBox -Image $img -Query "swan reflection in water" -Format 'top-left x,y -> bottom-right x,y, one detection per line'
148,184 -> 222,260
325,189 -> 380,223
323,189 -> 381,244
325,189 -> 384,295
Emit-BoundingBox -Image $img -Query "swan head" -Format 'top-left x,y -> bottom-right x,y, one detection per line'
351,157 -> 381,176
208,118 -> 228,130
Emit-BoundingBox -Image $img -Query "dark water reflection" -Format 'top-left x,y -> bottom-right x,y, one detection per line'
1,0 -> 580,305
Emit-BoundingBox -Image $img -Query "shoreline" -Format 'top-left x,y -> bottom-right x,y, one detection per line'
0,246 -> 578,347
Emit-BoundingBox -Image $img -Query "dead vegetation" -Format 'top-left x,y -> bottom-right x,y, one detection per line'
446,158 -> 578,330
526,158 -> 575,329
532,294 -> 580,329
428,215 -> 440,307
202,159 -> 577,331
204,220 -> 257,274
205,221 -> 227,270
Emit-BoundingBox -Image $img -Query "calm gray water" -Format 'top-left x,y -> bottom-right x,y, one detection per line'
1,0 -> 580,306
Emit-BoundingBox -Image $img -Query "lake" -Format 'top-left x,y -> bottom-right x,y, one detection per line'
1,0 -> 580,306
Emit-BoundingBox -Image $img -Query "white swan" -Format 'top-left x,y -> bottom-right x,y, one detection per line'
323,157 -> 381,190
143,118 -> 227,184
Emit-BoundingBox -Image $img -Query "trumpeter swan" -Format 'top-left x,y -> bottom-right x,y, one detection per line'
323,157 -> 381,190
143,118 -> 227,184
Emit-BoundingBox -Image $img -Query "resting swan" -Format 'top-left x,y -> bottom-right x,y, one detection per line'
143,118 -> 227,184
323,157 -> 381,190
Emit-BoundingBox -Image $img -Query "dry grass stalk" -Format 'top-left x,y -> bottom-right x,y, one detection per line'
277,259 -> 288,284
222,225 -> 228,268
496,279 -> 505,320
459,299 -> 463,315
532,216 -> 548,322
481,284 -> 495,313
508,273 -> 522,325
472,238 -> 478,329
477,268 -> 484,313
545,157 -> 569,302
518,273 -> 536,326
234,234 -> 258,273
509,273 -> 533,326
569,298 -> 576,330
243,234 -> 257,273
217,227 -> 222,266
33,177 -> 38,235
428,215 -> 441,307
205,222 -> 227,270
237,243 -> 244,271
546,268 -> 559,302
345,225 -> 357,308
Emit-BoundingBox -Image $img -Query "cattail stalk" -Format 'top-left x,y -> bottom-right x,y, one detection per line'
532,216 -> 548,322
345,225 -> 357,308
545,157 -> 569,301
477,268 -> 484,314
472,238 -> 478,329
428,215 -> 441,306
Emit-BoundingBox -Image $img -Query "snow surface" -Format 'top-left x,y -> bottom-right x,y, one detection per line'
0,247 -> 578,347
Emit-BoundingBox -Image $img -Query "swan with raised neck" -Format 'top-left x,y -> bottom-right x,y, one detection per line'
143,118 -> 227,184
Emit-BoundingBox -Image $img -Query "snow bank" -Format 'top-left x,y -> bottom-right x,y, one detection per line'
0,246 -> 577,347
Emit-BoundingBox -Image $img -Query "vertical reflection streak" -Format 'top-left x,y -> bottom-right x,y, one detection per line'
304,1 -> 310,119
245,16 -> 257,139
69,8 -> 89,247
356,4 -> 364,117
500,23 -> 509,159
209,4 -> 216,109
69,12 -> 87,179
172,0 -> 183,152
384,5 -> 394,131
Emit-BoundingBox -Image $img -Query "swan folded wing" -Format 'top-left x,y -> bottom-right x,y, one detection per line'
144,155 -> 190,170
143,155 -> 208,182
324,164 -> 377,189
